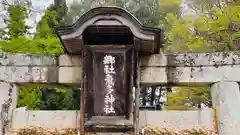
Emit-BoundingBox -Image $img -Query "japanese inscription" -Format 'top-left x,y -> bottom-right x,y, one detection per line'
103,55 -> 116,114
85,47 -> 134,120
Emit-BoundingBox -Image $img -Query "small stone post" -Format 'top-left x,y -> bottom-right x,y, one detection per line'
211,81 -> 240,135
0,82 -> 17,135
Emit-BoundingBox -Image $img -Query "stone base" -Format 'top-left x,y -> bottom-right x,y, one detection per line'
85,116 -> 134,133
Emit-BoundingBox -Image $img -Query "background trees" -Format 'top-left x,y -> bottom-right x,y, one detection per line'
163,0 -> 239,109
0,0 -> 238,110
165,87 -> 212,110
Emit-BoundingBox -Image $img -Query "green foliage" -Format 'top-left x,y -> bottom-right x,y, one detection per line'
35,10 -> 58,38
48,0 -> 68,24
36,0 -> 67,36
0,35 -> 65,110
165,87 -> 211,110
39,88 -> 75,110
37,88 -> 80,110
17,86 -> 42,110
164,3 -> 240,52
163,2 -> 239,110
7,3 -> 29,39
0,1 -> 67,110
0,36 -> 64,54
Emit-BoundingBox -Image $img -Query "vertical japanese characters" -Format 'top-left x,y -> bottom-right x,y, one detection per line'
103,55 -> 116,114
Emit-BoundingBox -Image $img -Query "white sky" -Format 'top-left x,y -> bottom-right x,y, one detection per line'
26,0 -> 53,32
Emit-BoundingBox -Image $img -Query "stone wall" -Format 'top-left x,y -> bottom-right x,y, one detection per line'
0,53 -> 82,86
1,52 -> 240,86
11,107 -> 213,130
1,52 -> 239,135
140,52 -> 240,85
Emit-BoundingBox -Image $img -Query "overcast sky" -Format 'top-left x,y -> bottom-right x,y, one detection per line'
27,0 -> 53,29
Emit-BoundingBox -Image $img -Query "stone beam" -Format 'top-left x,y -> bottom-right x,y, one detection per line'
0,53 -> 82,86
1,52 -> 240,86
140,52 -> 240,86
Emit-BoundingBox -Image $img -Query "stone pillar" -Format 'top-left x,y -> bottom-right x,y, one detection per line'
211,81 -> 240,135
0,82 -> 17,135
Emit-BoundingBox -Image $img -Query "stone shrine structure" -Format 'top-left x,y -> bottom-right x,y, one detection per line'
0,6 -> 240,135
54,6 -> 162,134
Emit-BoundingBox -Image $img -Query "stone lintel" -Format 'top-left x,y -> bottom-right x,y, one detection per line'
0,52 -> 240,86
140,65 -> 240,86
0,53 -> 82,85
140,52 -> 240,86
140,51 -> 240,67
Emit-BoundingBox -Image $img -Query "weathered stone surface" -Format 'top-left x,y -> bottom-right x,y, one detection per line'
12,110 -> 80,129
2,52 -> 237,135
140,52 -> 240,85
139,108 -> 213,129
140,65 -> 240,85
58,67 -> 82,84
0,82 -> 17,135
0,54 -> 82,85
58,55 -> 81,66
0,53 -> 57,66
211,82 -> 240,135
0,67 -> 58,83
140,52 -> 240,66
11,109 -> 213,129
1,52 -> 240,86
0,53 -> 58,84
58,55 -> 82,84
